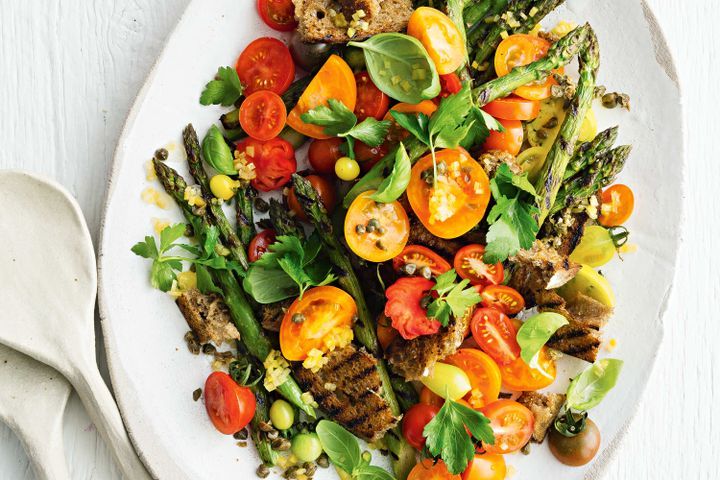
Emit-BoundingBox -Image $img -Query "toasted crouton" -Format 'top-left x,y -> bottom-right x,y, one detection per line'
176,289 -> 239,346
294,346 -> 397,442
293,0 -> 413,43
517,392 -> 566,443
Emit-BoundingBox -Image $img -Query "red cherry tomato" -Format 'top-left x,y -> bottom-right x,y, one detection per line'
355,141 -> 389,172
480,400 -> 534,454
470,308 -> 521,366
236,37 -> 295,95
308,138 -> 344,174
239,91 -> 287,141
236,137 -> 297,192
204,372 -> 256,435
403,403 -> 440,450
354,72 -> 390,121
393,245 -> 451,277
287,174 -> 337,221
435,73 -> 463,104
482,119 -> 524,156
454,245 -> 504,287
480,285 -> 525,315
248,230 -> 277,262
256,0 -> 298,31
384,277 -> 440,340
482,96 -> 540,121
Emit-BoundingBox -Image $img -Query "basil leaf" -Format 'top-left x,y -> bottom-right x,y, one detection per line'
201,125 -> 236,175
354,465 -> 396,480
517,312 -> 569,364
369,142 -> 411,203
566,359 -> 624,411
242,265 -> 299,304
315,420 -> 362,474
195,265 -> 223,295
348,33 -> 440,103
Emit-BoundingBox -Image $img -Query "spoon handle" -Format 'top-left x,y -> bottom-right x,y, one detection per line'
70,362 -> 152,480
6,417 -> 70,480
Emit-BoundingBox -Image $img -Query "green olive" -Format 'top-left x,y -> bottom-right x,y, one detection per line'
291,433 -> 323,462
269,399 -> 295,430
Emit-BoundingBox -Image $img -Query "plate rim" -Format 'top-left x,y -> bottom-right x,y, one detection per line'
96,1 -> 686,478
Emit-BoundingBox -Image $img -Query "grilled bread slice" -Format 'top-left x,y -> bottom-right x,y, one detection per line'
385,314 -> 471,380
176,289 -> 240,346
517,392 -> 566,443
508,241 -> 580,306
293,0 -> 413,43
294,346 -> 397,442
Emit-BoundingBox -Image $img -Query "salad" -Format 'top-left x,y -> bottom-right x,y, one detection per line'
133,0 -> 636,478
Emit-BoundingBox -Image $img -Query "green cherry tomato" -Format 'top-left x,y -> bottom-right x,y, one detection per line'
269,399 -> 295,430
570,225 -> 616,267
291,432 -> 323,462
420,362 -> 472,400
335,156 -> 360,181
558,265 -> 616,307
209,174 -> 240,200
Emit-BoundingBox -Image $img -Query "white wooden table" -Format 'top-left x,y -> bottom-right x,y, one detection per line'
0,1 -> 717,478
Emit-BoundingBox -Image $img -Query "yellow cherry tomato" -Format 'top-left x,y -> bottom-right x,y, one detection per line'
335,156 -> 360,181
516,146 -> 548,183
578,107 -> 598,142
558,264 -> 616,307
570,225 -> 616,267
407,7 -> 467,75
420,362 -> 472,400
344,190 -> 410,262
209,174 -> 240,200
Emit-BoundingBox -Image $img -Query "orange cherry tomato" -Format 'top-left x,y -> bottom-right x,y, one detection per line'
204,371 -> 257,435
420,386 -> 446,408
480,399 -> 534,454
354,71 -> 390,121
407,7 -> 466,75
462,454 -> 506,480
287,175 -> 337,221
385,100 -> 439,142
403,403 -> 440,450
444,349 -> 502,409
599,184 -> 635,227
308,138 -> 344,174
377,314 -> 399,351
279,286 -> 356,361
499,346 -> 557,391
482,118 -> 524,156
393,245 -> 452,277
454,245 -> 504,287
470,308 -> 520,366
239,90 -> 287,141
407,148 -> 491,239
409,459 -> 462,480
344,190 -> 410,262
480,285 -> 525,315
494,34 -> 563,101
287,55 -> 357,139
236,37 -> 295,95
482,96 -> 540,121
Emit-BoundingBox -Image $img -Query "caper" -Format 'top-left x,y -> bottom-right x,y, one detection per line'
544,117 -> 559,129
234,428 -> 249,440
536,129 -> 548,140
303,462 -> 317,476
367,218 -> 380,229
266,429 -> 279,441
403,263 -> 417,275
355,224 -> 366,234
271,437 -> 291,451
258,421 -> 274,432
375,240 -> 386,251
420,295 -> 433,309
602,93 -> 619,108
316,454 -> 330,468
292,313 -> 305,324
366,224 -> 376,233
253,197 -> 269,212
376,226 -> 387,235
419,266 -> 432,279
202,344 -> 216,355
192,388 -> 202,402
154,148 -> 168,161
256,464 -> 270,478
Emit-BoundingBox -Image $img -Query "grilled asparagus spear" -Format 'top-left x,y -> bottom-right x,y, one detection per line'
268,198 -> 306,239
564,126 -> 619,180
235,183 -> 256,247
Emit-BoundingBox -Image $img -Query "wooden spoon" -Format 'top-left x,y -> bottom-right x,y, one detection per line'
0,171 -> 150,479
0,344 -> 72,480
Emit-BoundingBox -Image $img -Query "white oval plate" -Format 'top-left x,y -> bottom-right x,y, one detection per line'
98,1 -> 683,478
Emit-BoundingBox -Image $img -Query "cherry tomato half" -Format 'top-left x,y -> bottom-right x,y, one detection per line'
287,174 -> 337,221
248,229 -> 277,262
419,386 -> 446,408
599,184 -> 635,227
408,459 -> 462,480
279,286 -> 356,361
407,7 -> 466,75
354,72 -> 390,121
480,285 -> 525,315
408,149 -> 491,239
239,90 -> 287,141
480,399 -> 534,454
344,190 -> 410,262
482,96 -> 540,121
377,314 -> 399,351
462,454 -> 506,480
204,371 -> 257,435
470,308 -> 520,366
499,346 -> 557,391
236,37 -> 295,95
236,137 -> 297,192
436,73 -> 463,104
482,118 -> 524,156
385,277 -> 440,340
444,349 -> 502,409
256,0 -> 298,31
403,403 -> 440,450
494,34 -> 563,101
454,245 -> 504,286
308,138 -> 344,174
393,245 -> 452,277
